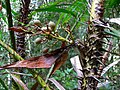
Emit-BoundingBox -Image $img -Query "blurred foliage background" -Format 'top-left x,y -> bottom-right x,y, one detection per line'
0,0 -> 120,90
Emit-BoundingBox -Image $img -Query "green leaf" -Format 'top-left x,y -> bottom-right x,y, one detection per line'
59,1 -> 81,24
104,27 -> 120,38
56,0 -> 87,26
12,0 -> 17,2
106,0 -> 120,8
0,29 -> 2,39
39,0 -> 71,8
32,6 -> 76,17
11,10 -> 18,16
0,12 -> 7,24
0,78 -> 8,90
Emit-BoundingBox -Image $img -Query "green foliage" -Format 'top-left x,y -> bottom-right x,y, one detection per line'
0,78 -> 8,90
105,28 -> 120,39
0,0 -> 120,89
53,69 -> 77,90
33,5 -> 76,17
0,12 -> 7,24
106,0 -> 120,8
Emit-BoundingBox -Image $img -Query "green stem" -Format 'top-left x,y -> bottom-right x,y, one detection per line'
0,40 -> 23,61
45,64 -> 55,83
5,0 -> 16,51
48,33 -> 71,43
29,69 -> 51,90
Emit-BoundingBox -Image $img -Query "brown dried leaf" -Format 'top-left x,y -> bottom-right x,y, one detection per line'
9,27 -> 33,34
9,27 -> 25,32
61,41 -> 66,48
51,50 -> 68,75
1,54 -> 57,69
49,78 -> 65,90
50,42 -> 68,75
0,46 -> 70,70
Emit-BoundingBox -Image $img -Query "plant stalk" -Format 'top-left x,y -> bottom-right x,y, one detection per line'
0,39 -> 51,90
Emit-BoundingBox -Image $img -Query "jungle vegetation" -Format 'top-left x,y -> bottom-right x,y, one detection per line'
0,0 -> 120,90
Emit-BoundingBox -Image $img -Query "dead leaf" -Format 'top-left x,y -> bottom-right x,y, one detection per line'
1,54 -> 58,69
70,56 -> 83,77
49,78 -> 65,90
70,56 -> 83,90
50,50 -> 68,75
0,45 -> 71,70
9,27 -> 26,32
9,27 -> 33,34
61,41 -> 66,48
50,42 -> 69,75
101,59 -> 120,76
109,18 -> 120,25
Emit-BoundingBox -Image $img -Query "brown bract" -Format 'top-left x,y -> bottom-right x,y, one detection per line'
9,27 -> 27,32
1,53 -> 58,69
0,46 -> 69,75
51,51 -> 68,75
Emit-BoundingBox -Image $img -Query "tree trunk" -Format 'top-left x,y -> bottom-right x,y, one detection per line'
17,0 -> 31,58
79,0 -> 105,89
16,0 -> 31,82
